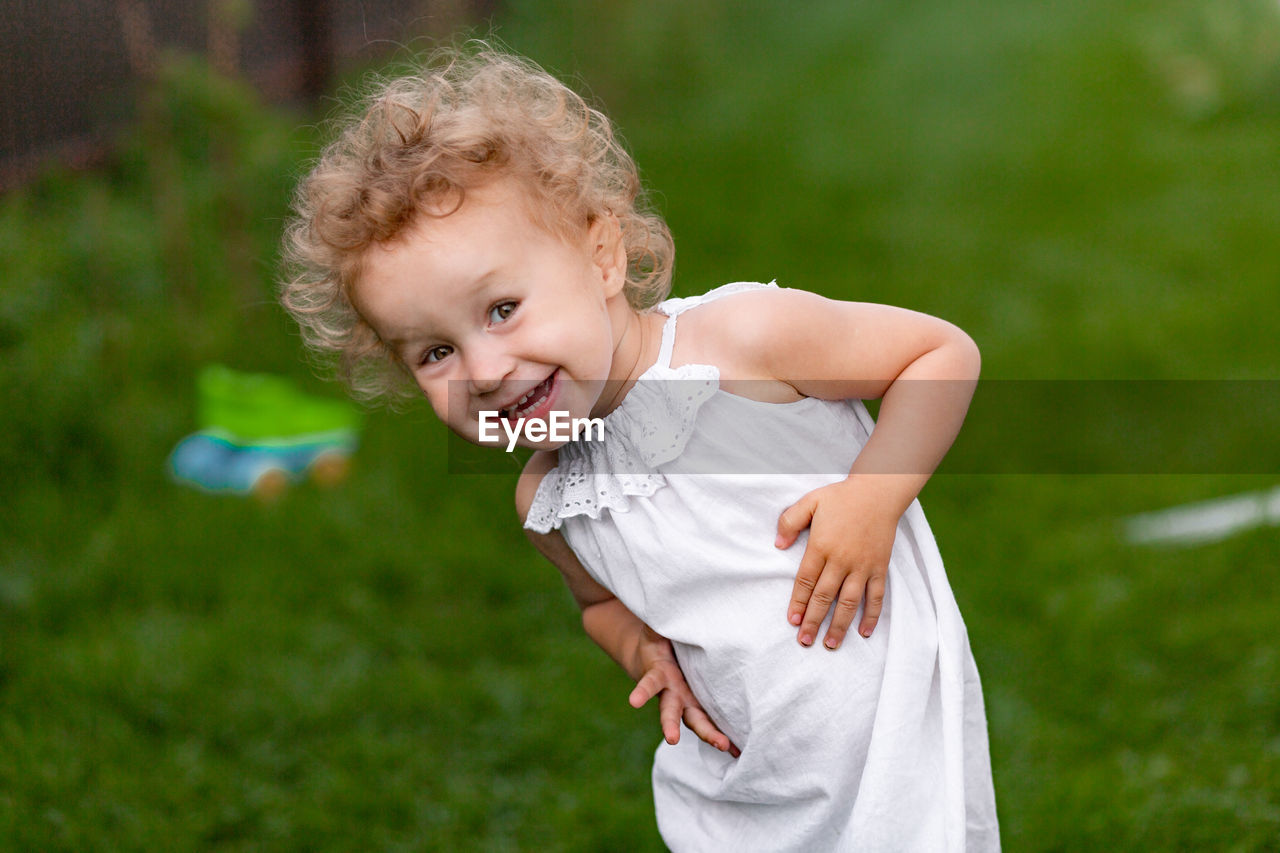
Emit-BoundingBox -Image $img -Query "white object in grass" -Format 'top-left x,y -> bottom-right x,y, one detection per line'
1123,485 -> 1280,545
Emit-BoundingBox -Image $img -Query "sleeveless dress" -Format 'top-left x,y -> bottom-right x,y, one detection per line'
525,282 -> 999,852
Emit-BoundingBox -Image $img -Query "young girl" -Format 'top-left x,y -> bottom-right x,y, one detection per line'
282,47 -> 999,851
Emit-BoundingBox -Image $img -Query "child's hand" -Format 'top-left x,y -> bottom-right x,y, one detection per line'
775,479 -> 897,650
629,631 -> 740,757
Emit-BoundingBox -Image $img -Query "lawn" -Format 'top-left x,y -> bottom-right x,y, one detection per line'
2,0 -> 1278,848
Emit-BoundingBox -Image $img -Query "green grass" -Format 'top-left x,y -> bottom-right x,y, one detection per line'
2,0 -> 1279,848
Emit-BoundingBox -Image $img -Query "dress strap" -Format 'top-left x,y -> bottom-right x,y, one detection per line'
652,280 -> 778,369
656,312 -> 680,369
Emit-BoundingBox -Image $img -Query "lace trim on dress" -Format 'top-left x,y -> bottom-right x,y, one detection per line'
523,362 -> 719,533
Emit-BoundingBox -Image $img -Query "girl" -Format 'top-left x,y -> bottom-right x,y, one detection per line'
282,47 -> 999,851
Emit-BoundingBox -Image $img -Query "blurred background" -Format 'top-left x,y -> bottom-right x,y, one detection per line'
1,0 -> 1278,848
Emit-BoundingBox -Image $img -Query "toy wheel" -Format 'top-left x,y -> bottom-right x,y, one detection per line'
308,450 -> 351,488
252,467 -> 290,502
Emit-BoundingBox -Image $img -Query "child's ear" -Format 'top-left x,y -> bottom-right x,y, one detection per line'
589,211 -> 627,298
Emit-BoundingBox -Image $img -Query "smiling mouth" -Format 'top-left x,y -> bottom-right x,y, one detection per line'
500,371 -> 556,421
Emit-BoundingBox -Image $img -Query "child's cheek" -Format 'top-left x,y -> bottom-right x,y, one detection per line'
433,381 -> 472,427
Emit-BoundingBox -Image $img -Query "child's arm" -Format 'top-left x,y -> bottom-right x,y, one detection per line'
516,453 -> 737,755
708,289 -> 980,651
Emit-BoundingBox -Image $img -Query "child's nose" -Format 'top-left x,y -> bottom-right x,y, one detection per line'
465,345 -> 515,395
469,374 -> 503,395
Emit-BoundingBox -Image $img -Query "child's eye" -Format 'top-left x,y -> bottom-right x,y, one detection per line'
488,301 -> 518,324
421,345 -> 452,365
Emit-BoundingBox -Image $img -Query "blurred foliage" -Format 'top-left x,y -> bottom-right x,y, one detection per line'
1140,0 -> 1280,119
1,0 -> 1279,849
0,51 -> 304,508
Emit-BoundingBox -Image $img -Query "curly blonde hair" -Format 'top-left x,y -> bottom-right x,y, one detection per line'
280,45 -> 675,403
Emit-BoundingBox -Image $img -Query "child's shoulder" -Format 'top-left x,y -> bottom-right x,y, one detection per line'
668,284 -> 834,378
661,285 -> 837,401
674,281 -> 980,403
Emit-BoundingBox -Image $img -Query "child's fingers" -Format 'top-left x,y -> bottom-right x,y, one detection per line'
797,560 -> 847,647
657,685 -> 684,745
822,574 -> 864,649
787,546 -> 825,631
682,706 -> 737,755
857,573 -> 887,638
628,668 -> 666,709
775,494 -> 816,550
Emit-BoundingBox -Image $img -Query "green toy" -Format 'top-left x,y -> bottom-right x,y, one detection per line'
168,365 -> 362,499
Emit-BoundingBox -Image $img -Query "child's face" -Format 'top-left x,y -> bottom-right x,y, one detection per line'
355,179 -> 630,448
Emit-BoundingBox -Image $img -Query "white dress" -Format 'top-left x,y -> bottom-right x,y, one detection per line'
525,282 -> 999,852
